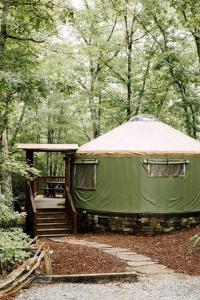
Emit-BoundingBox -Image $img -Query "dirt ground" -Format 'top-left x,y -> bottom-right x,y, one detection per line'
40,226 -> 200,276
40,239 -> 128,275
77,226 -> 200,276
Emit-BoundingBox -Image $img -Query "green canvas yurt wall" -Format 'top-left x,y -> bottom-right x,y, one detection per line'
72,115 -> 200,215
73,157 -> 200,214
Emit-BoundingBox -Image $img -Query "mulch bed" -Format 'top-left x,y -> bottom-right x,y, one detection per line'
77,226 -> 200,276
40,239 -> 128,275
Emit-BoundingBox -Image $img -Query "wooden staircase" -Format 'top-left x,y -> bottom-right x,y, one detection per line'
27,179 -> 77,237
36,208 -> 72,237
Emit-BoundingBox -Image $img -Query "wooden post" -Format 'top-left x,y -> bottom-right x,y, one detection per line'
64,154 -> 71,192
25,150 -> 34,236
26,150 -> 33,167
26,150 -> 34,191
43,246 -> 52,276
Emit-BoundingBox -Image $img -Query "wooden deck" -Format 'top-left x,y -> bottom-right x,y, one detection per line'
27,176 -> 77,236
34,194 -> 65,209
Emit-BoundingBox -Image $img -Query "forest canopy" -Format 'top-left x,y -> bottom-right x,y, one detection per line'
0,0 -> 200,197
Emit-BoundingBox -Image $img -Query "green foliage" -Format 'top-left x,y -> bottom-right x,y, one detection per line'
0,0 -> 200,195
1,153 -> 40,179
191,233 -> 200,247
0,202 -> 24,228
0,228 -> 30,271
0,201 -> 29,271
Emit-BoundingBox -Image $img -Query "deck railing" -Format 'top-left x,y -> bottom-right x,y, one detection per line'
33,176 -> 65,196
27,180 -> 37,237
65,186 -> 77,234
27,176 -> 77,234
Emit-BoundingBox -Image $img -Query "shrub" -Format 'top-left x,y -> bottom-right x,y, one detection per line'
0,202 -> 25,229
0,228 -> 30,271
191,233 -> 200,247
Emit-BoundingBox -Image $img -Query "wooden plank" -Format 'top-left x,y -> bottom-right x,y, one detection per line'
34,195 -> 65,209
17,144 -> 78,152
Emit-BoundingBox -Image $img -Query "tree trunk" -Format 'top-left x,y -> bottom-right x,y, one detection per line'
194,34 -> 200,69
1,128 -> 13,197
89,59 -> 100,138
0,1 -> 8,52
124,9 -> 135,120
189,103 -> 197,139
127,42 -> 132,120
10,102 -> 27,146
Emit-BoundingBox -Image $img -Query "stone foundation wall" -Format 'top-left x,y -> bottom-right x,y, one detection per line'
78,213 -> 200,234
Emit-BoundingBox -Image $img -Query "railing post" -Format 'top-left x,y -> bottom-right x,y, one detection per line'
64,154 -> 71,192
27,181 -> 37,237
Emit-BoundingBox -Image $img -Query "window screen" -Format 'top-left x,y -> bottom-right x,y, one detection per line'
75,160 -> 98,190
144,159 -> 189,177
148,164 -> 185,177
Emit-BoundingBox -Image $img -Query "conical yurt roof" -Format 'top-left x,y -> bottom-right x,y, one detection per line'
76,115 -> 200,157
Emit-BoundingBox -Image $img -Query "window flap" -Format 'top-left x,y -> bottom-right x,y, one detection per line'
75,163 -> 96,190
143,158 -> 189,165
75,159 -> 99,165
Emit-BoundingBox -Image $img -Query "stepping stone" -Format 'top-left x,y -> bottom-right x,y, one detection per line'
88,243 -> 112,250
127,261 -> 156,267
106,248 -> 131,253
126,255 -> 153,262
116,251 -> 137,255
116,254 -> 151,261
149,273 -> 185,280
63,238 -> 177,279
103,250 -> 137,255
66,239 -> 83,244
134,264 -> 175,275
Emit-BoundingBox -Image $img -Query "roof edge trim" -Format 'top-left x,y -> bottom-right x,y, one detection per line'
76,150 -> 200,158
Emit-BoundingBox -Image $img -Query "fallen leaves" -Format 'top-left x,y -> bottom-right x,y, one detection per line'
40,239 -> 128,275
77,226 -> 200,276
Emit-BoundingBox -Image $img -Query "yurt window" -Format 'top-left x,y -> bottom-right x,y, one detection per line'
143,159 -> 189,177
74,159 -> 98,190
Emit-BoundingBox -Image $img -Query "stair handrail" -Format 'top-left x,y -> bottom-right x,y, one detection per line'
27,180 -> 37,237
64,186 -> 77,234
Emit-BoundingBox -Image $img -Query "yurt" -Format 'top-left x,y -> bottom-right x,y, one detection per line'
72,115 -> 200,233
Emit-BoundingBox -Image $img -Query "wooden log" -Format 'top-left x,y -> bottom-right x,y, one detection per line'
21,246 -> 38,252
0,251 -> 44,298
0,243 -> 44,290
0,261 -> 5,277
43,246 -> 52,276
26,236 -> 38,247
3,274 -> 36,300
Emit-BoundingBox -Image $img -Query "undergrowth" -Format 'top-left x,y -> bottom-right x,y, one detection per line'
0,198 -> 30,273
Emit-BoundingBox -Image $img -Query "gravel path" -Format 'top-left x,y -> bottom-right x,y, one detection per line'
16,276 -> 200,300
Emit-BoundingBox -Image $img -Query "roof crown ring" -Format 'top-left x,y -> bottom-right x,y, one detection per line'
129,114 -> 158,122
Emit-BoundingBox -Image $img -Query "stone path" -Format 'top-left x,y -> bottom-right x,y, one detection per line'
52,237 -> 185,280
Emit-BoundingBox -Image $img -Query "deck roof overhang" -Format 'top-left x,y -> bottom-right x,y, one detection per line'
17,143 -> 79,153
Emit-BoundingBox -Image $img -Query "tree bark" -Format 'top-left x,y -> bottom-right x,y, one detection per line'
10,102 -> 27,146
0,1 -> 8,52
1,128 -> 13,196
89,59 -> 100,138
124,11 -> 135,120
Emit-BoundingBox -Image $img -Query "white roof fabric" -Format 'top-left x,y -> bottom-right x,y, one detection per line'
77,120 -> 200,157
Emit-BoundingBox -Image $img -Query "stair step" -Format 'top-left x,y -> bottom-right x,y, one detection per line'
37,208 -> 65,211
37,218 -> 69,224
35,207 -> 73,236
38,234 -> 69,238
36,213 -> 67,219
37,211 -> 66,214
37,222 -> 69,229
37,228 -> 70,235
